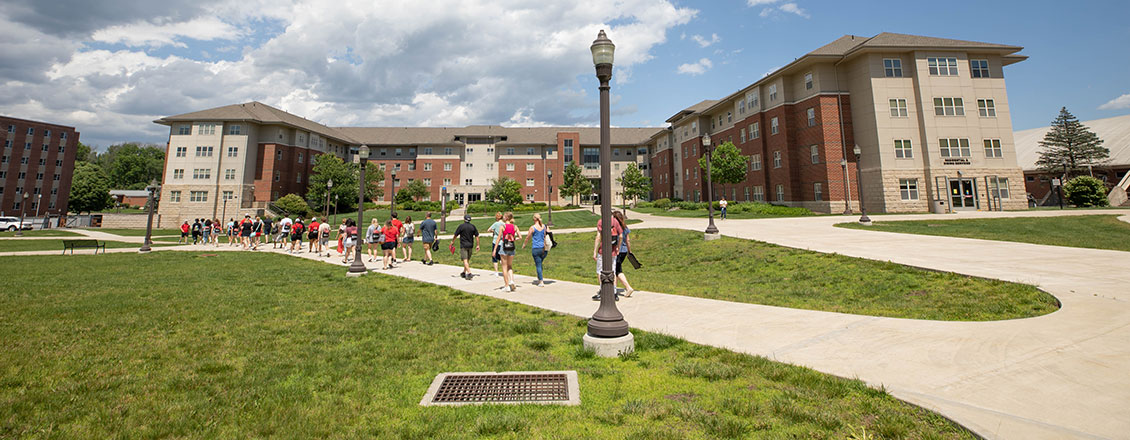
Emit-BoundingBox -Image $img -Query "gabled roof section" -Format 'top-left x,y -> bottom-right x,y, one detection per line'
155,101 -> 358,144
806,34 -> 870,56
665,99 -> 718,124
336,126 -> 662,146
857,32 -> 1022,52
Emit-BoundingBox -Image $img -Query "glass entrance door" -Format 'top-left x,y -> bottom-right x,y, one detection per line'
948,179 -> 978,209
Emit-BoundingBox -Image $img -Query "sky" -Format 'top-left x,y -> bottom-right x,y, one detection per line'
1,0 -> 1128,149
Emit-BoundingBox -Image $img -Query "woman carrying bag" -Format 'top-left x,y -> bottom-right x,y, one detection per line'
522,213 -> 550,286
612,211 -> 636,297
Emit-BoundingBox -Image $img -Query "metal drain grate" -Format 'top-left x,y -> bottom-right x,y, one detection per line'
420,371 -> 580,406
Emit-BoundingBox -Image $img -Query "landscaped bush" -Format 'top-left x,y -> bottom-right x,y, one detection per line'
1063,176 -> 1110,207
651,198 -> 671,209
362,202 -> 390,210
397,200 -> 444,212
465,201 -> 548,214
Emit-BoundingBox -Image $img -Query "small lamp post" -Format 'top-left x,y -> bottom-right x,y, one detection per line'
15,192 -> 29,236
221,194 -> 237,225
584,29 -> 632,356
440,186 -> 448,233
390,169 -> 398,217
35,194 -> 42,218
325,178 -> 333,219
546,169 -> 554,226
139,181 -> 160,253
703,133 -> 719,239
853,145 -> 871,225
348,145 -> 370,277
332,194 -> 339,225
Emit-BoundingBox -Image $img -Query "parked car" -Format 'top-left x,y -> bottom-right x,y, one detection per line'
0,217 -> 33,231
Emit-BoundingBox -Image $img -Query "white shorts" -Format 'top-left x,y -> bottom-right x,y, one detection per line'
595,254 -> 618,275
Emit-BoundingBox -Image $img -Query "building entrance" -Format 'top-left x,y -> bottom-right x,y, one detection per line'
949,178 -> 978,209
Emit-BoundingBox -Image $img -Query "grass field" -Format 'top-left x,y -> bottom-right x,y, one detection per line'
0,229 -> 81,237
837,214 -> 1130,252
418,229 -> 1056,321
0,252 -> 974,439
631,206 -> 812,219
0,239 -> 176,253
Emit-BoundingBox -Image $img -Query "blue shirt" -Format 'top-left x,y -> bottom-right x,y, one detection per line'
619,227 -> 630,253
531,227 -> 546,249
420,219 -> 437,242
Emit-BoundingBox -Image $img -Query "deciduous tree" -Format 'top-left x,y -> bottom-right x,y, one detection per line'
486,177 -> 522,206
558,162 -> 592,206
69,162 -> 112,213
616,162 -> 652,206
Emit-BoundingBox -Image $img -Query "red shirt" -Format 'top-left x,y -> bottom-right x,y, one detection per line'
391,219 -> 403,232
181,224 -> 190,233
596,219 -> 624,256
309,221 -> 320,231
382,226 -> 398,243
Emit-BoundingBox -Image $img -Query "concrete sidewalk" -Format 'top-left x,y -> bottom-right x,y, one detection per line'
2,209 -> 1127,439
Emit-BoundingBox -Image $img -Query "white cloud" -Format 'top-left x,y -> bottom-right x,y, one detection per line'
1099,93 -> 1130,110
753,0 -> 810,19
778,3 -> 810,18
677,58 -> 712,75
691,33 -> 720,48
91,16 -> 243,48
759,8 -> 773,17
747,0 -> 780,5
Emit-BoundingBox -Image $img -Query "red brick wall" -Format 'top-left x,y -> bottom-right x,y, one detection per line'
253,143 -> 317,203
1,116 -> 78,216
650,149 -> 673,199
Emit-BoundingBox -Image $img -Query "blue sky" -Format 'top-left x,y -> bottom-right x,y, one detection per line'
1,0 -> 1127,148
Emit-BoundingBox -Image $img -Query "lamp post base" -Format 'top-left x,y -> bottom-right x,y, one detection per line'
345,270 -> 367,278
858,214 -> 872,226
704,232 -> 721,241
138,248 -> 152,254
582,332 -> 634,358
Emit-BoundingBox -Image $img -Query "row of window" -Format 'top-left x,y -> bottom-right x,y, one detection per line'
892,138 -> 1004,158
887,97 -> 997,118
882,58 -> 992,78
3,142 -> 66,153
6,126 -> 70,139
0,170 -> 62,182
0,155 -> 65,167
176,124 -> 242,136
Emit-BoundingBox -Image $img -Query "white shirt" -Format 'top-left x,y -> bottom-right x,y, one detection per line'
719,200 -> 728,208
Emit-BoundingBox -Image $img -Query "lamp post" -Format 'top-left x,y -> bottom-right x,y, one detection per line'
325,178 -> 333,219
703,133 -> 719,239
546,169 -> 554,226
15,192 -> 28,236
440,186 -> 448,233
1058,162 -> 1067,209
139,181 -> 160,253
584,29 -> 632,356
390,169 -> 398,217
348,145 -> 370,276
221,194 -> 237,225
332,194 -> 339,225
853,145 -> 871,225
620,169 -> 628,217
35,194 -> 42,218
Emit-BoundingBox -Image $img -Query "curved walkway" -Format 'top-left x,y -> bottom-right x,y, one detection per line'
1,209 -> 1127,439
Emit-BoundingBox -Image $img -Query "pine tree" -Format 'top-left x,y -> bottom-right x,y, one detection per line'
1036,107 -> 1109,177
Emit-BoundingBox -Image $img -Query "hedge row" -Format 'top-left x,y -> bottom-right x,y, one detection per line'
638,198 -> 814,216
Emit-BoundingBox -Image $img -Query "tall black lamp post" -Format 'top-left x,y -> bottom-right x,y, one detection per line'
703,133 -> 719,239
15,192 -> 28,236
389,169 -> 398,217
139,181 -> 160,253
546,169 -> 554,226
853,145 -> 871,225
440,186 -> 448,233
221,194 -> 237,225
332,194 -> 339,225
325,178 -> 333,219
348,145 -> 370,277
584,30 -> 632,355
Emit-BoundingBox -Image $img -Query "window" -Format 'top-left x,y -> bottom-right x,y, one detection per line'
727,111 -> 732,123
740,128 -> 746,143
20,157 -> 27,165
753,186 -> 765,202
984,139 -> 1003,158
444,178 -> 452,186
899,179 -> 919,200
977,99 -> 996,117
297,153 -> 303,163
970,59 -> 990,78
939,138 -> 971,157
889,99 -> 908,117
53,174 -> 60,181
506,147 -> 515,155
175,146 -> 187,157
773,151 -> 782,168
776,184 -> 784,201
563,139 -> 574,163
198,123 -> 216,135
27,127 -> 34,135
614,149 -> 620,157
192,168 -> 211,179
38,158 -> 45,166
526,193 -> 535,201
894,140 -> 913,158
814,183 -> 823,201
464,179 -> 473,185
394,179 -> 400,187
274,170 -> 280,182
927,57 -> 959,76
394,163 -> 401,171
770,117 -> 779,135
583,148 -> 600,167
444,163 -> 452,171
444,147 -> 453,155
228,125 -> 242,135
189,191 -> 208,202
423,147 -> 433,155
526,162 -> 535,171
744,187 -> 750,201
6,125 -> 12,133
395,148 -> 403,156
3,140 -> 8,149
227,147 -> 238,157
527,147 -> 535,155
751,154 -> 762,171
173,169 -> 184,179
170,191 -> 181,202
884,58 -> 903,77
276,150 -> 283,160
739,99 -> 746,114
17,172 -> 25,179
526,178 -> 535,187
807,108 -> 816,126
55,160 -> 62,166
423,162 -> 432,171
804,73 -> 813,90
61,132 -> 67,139
810,145 -> 819,164
225,169 -> 236,180
195,146 -> 214,157
748,92 -> 759,109
42,144 -> 49,152
990,178 -> 1010,199
750,122 -> 760,139
408,162 -> 416,171
423,178 -> 432,187
933,97 -> 965,116
768,84 -> 778,101
296,173 -> 302,183
465,163 -> 472,169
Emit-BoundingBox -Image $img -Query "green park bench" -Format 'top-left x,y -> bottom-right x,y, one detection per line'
62,239 -> 107,255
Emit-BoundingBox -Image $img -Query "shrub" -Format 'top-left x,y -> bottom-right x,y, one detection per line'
1063,176 -> 1109,207
465,201 -> 548,214
651,198 -> 671,209
275,193 -> 311,217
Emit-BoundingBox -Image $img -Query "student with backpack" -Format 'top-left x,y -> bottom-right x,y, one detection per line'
381,220 -> 398,270
522,213 -> 550,286
498,212 -> 521,292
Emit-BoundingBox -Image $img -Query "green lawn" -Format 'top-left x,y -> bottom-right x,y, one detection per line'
0,239 -> 177,253
419,229 -> 1056,321
631,206 -> 813,219
0,252 -> 974,439
0,229 -> 81,237
837,214 -> 1130,252
93,228 -> 181,237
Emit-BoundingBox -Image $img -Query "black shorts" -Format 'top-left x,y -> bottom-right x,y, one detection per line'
381,242 -> 396,250
181,232 -> 188,237
308,231 -> 317,240
291,233 -> 302,241
491,247 -> 502,263
615,253 -> 627,275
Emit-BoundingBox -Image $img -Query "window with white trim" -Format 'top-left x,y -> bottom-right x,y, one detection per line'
526,162 -> 535,171
894,139 -> 913,158
175,146 -> 186,157
424,163 -> 432,171
740,128 -> 746,143
444,147 -> 453,155
773,151 -> 782,168
977,99 -> 996,117
770,117 -> 779,135
224,169 -> 236,180
804,73 -> 813,90
526,178 -> 535,187
227,147 -> 238,157
443,178 -> 452,186
899,179 -> 919,200
296,173 -> 302,183
464,179 -> 472,185
814,182 -> 823,201
751,154 -> 762,171
810,145 -> 819,164
228,125 -> 242,135
807,108 -> 816,126
884,58 -> 903,77
192,168 -> 210,179
927,57 -> 959,76
889,99 -> 908,117
970,59 -> 990,78
423,178 -> 432,187
775,184 -> 784,201
506,163 -> 514,171
443,163 -> 452,171
984,139 -> 1003,158
195,146 -> 213,157
933,97 -> 965,116
222,191 -> 234,200
939,138 -> 971,157
990,178 -> 1010,199
189,191 -> 208,202
750,122 -> 760,139
753,185 -> 764,202
198,124 -> 216,135
768,84 -> 778,101
169,191 -> 181,202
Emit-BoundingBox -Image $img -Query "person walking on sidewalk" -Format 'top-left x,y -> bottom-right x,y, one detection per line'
613,211 -> 635,297
366,218 -> 380,262
390,213 -> 403,264
190,219 -> 202,244
522,213 -> 550,286
400,216 -> 415,263
179,221 -> 189,244
307,218 -> 320,253
419,212 -> 437,265
318,220 -> 331,257
498,212 -> 521,292
591,212 -> 624,301
381,219 -> 398,269
276,216 -> 291,249
452,215 -> 480,279
719,197 -> 728,220
342,219 -> 358,264
488,212 -> 504,276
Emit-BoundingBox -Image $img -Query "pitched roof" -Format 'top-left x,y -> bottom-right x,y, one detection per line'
155,102 -> 358,144
336,126 -> 663,146
665,99 -> 719,123
1014,113 -> 1130,170
806,32 -> 1022,57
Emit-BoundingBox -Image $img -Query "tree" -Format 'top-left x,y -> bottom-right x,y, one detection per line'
399,179 -> 429,201
486,177 -> 523,206
103,143 -> 165,189
616,162 -> 652,206
1063,176 -> 1110,207
75,142 -> 93,163
69,162 -> 112,213
275,193 -> 311,217
1036,107 -> 1110,178
558,162 -> 592,206
305,154 -> 384,212
698,141 -> 749,186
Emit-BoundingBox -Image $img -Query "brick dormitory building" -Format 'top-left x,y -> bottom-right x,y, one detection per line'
155,32 -> 1030,224
1,116 -> 79,217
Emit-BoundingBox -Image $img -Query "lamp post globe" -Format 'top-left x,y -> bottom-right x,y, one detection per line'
703,133 -> 719,238
853,145 -> 871,225
348,145 -> 370,276
546,169 -> 554,226
390,169 -> 398,217
139,180 -> 160,253
584,29 -> 632,356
